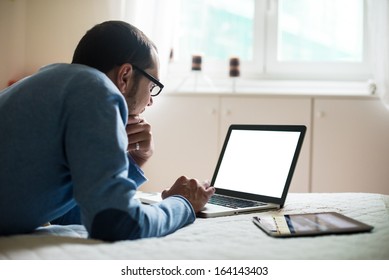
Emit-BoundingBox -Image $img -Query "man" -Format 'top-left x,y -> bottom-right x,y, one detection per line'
0,21 -> 215,241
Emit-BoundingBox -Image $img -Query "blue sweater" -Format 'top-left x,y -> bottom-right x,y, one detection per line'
0,64 -> 195,240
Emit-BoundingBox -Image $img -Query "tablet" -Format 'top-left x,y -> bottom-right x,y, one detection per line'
252,212 -> 373,238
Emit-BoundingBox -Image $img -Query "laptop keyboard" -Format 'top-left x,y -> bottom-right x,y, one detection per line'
209,194 -> 266,209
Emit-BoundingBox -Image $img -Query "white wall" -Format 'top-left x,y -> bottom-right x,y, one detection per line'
24,0 -> 131,73
0,0 -> 26,89
0,0 -> 138,89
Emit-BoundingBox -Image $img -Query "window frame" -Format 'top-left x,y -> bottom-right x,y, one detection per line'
264,0 -> 370,81
167,0 -> 371,84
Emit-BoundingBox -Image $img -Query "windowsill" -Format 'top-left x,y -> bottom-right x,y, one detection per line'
163,77 -> 375,98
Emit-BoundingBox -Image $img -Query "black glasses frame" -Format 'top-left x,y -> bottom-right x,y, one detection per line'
132,65 -> 164,97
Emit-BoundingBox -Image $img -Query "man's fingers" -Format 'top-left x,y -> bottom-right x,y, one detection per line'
161,189 -> 169,199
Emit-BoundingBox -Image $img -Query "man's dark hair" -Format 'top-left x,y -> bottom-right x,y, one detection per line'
72,21 -> 157,73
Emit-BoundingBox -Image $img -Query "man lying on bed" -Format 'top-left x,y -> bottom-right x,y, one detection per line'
0,21 -> 215,241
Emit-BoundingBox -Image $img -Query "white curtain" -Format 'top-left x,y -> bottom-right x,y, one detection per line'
121,0 -> 180,81
367,0 -> 389,110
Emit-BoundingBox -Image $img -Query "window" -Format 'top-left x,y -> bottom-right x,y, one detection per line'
175,0 -> 255,61
277,0 -> 363,62
169,0 -> 369,81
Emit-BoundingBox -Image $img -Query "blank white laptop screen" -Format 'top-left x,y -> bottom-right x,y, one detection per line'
213,130 -> 301,198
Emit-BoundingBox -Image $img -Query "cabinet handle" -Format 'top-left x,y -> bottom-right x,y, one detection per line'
316,111 -> 325,118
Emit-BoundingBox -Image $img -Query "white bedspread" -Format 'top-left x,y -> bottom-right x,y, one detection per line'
0,193 -> 388,260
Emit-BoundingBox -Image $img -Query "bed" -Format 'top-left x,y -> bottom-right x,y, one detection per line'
0,192 -> 388,260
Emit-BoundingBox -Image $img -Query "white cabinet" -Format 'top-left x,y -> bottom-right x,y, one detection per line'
141,94 -> 311,193
312,98 -> 389,194
141,95 -> 219,192
141,94 -> 389,195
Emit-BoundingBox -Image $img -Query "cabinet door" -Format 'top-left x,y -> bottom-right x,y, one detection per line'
312,98 -> 389,194
220,96 -> 312,193
140,95 -> 219,192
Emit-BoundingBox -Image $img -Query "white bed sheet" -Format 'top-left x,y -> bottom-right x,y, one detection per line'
0,193 -> 388,260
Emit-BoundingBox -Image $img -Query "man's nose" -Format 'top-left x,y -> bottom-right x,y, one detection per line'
148,96 -> 153,107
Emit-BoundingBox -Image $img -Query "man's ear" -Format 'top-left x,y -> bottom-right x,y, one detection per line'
117,63 -> 133,94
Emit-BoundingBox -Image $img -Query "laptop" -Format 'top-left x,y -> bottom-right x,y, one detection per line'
137,124 -> 306,218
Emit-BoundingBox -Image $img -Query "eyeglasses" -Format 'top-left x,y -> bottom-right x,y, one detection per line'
132,65 -> 164,97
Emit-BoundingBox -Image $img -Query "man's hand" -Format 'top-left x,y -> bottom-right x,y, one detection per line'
126,115 -> 154,167
161,176 -> 215,213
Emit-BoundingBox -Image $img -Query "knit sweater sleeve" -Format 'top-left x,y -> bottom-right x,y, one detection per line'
63,70 -> 195,241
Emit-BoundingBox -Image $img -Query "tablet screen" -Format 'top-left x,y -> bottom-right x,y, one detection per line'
253,212 -> 373,237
